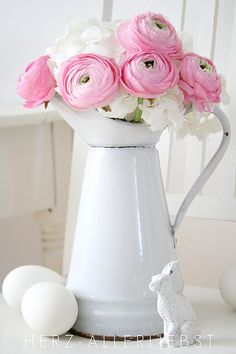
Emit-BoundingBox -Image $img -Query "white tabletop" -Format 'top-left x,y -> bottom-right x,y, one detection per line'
0,287 -> 236,353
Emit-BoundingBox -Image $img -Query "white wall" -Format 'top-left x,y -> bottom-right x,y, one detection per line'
0,0 -> 100,108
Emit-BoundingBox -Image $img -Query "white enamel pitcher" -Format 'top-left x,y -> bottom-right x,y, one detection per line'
53,96 -> 230,339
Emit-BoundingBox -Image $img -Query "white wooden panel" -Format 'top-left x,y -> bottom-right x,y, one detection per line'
166,129 -> 187,194
184,0 -> 217,57
183,0 -> 217,194
212,0 -> 235,77
167,0 -> 217,203
112,0 -> 185,29
183,136 -> 203,194
166,0 -> 217,197
201,0 -> 234,196
166,0 -> 236,220
201,135 -> 220,196
184,0 -> 216,194
205,0 -> 236,199
0,124 -> 54,219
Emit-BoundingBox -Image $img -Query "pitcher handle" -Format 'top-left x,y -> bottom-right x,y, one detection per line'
171,106 -> 231,241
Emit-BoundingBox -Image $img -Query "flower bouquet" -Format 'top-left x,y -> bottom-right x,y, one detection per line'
17,12 -> 229,140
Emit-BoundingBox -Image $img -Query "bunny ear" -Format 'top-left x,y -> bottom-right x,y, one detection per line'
162,260 -> 179,276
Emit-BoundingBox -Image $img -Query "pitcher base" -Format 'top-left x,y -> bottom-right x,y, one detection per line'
70,328 -> 163,341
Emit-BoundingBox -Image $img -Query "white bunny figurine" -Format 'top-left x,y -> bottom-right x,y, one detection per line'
149,260 -> 200,347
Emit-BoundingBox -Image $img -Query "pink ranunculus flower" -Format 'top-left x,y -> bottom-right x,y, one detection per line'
17,55 -> 56,108
117,12 -> 183,59
120,51 -> 179,98
58,54 -> 120,110
178,53 -> 221,112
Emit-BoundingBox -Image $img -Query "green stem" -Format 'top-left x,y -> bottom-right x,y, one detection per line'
134,97 -> 144,123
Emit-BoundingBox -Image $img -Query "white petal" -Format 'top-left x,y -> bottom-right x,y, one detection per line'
45,17 -> 122,69
98,93 -> 138,119
141,106 -> 167,131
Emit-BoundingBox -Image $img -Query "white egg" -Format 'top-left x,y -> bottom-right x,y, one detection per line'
2,265 -> 64,311
21,282 -> 78,336
219,265 -> 236,309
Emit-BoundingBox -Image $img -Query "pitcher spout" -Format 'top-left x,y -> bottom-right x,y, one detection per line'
52,95 -> 163,147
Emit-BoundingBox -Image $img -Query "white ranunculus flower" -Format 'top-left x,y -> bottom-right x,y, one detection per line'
98,91 -> 138,119
176,105 -> 222,140
140,87 -> 185,132
46,18 -> 124,79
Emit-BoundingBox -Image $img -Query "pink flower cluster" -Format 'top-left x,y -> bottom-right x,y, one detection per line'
17,12 -> 222,113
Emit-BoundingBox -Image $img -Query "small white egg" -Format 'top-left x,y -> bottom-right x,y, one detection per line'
21,282 -> 78,336
2,265 -> 64,311
219,265 -> 236,310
